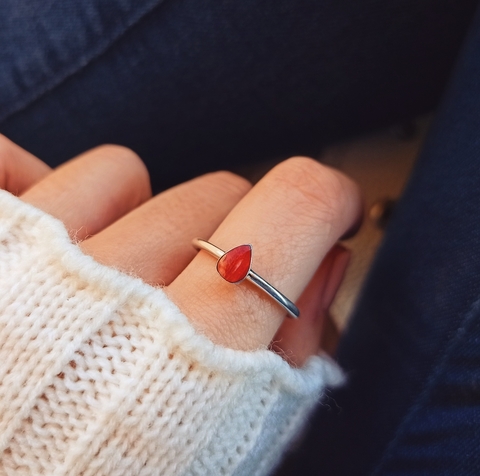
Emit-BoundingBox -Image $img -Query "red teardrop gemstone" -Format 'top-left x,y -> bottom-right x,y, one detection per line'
217,245 -> 252,283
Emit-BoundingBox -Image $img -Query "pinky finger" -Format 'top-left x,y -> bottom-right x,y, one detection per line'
271,245 -> 350,366
0,135 -> 51,194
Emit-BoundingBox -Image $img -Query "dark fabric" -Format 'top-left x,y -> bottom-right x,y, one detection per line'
0,0 -> 477,191
278,5 -> 480,475
0,0 -> 164,123
1,1 -> 480,474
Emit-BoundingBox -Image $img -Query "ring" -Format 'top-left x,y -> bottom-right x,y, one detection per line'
192,238 -> 300,319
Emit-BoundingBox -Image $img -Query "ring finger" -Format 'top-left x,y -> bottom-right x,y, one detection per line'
167,157 -> 362,351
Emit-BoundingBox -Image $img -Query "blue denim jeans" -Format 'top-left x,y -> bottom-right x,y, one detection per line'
0,0 -> 477,191
1,1 -> 480,474
278,5 -> 480,475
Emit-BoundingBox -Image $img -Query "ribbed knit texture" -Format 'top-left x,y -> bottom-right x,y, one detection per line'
0,190 -> 344,476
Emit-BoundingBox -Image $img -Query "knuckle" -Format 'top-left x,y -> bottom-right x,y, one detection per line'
93,144 -> 150,191
269,157 -> 350,219
95,144 -> 144,168
203,171 -> 252,199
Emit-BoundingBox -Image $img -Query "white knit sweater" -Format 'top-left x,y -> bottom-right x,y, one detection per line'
0,190 -> 344,476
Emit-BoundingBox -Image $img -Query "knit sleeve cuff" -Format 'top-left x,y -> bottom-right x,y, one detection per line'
0,190 -> 344,476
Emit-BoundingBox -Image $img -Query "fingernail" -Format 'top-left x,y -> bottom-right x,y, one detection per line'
321,245 -> 351,311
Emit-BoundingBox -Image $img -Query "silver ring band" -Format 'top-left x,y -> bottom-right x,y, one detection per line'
192,238 -> 299,319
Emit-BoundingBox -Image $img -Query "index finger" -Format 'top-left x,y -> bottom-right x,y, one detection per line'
0,135 -> 51,194
167,157 -> 362,350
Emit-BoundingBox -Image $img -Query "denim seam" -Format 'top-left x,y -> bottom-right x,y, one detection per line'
0,0 -> 166,124
369,295 -> 480,475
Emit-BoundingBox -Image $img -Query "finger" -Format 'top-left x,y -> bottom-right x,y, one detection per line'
81,172 -> 251,285
272,245 -> 350,366
21,145 -> 151,241
320,313 -> 341,358
167,157 -> 362,351
0,134 -> 51,193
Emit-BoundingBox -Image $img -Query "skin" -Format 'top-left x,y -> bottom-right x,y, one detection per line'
0,134 -> 362,366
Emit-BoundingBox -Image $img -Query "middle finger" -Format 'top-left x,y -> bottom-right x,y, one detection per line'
81,171 -> 252,285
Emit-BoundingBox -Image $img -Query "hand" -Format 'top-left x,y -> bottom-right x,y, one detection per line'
0,135 -> 361,365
